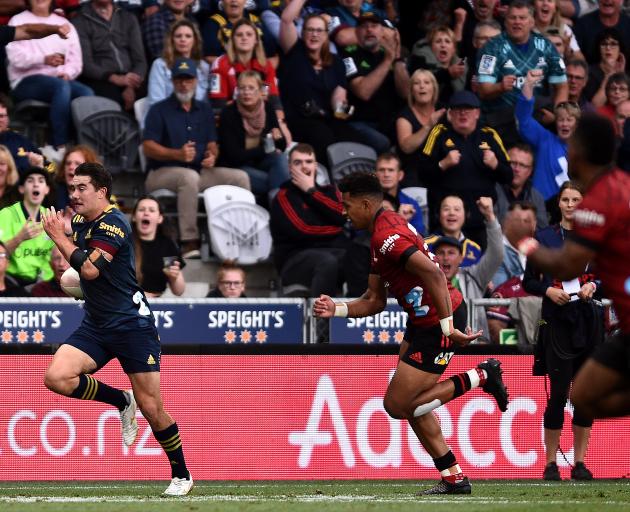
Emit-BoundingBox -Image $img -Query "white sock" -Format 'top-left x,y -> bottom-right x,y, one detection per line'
440,464 -> 462,477
467,368 -> 486,389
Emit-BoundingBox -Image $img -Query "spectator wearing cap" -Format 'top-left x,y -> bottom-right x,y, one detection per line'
421,90 -> 512,248
0,166 -> 54,287
143,57 -> 251,258
432,196 -> 503,341
326,0 -> 390,48
72,0 -> 147,110
339,12 -> 409,154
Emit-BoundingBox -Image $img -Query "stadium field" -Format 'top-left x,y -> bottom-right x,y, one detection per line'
2,480 -> 630,511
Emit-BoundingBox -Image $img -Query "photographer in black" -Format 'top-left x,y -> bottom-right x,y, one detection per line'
523,181 -> 604,481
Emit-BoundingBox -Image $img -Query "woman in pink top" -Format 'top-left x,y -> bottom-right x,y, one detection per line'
6,0 -> 93,150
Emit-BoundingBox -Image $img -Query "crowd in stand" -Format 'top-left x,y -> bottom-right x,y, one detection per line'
0,0 -> 628,343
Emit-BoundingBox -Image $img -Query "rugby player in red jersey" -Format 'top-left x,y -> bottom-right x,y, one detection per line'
313,172 -> 509,495
520,113 -> 630,421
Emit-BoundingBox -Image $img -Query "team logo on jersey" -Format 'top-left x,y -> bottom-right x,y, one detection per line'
434,351 -> 454,366
379,233 -> 400,254
478,54 -> 496,75
445,138 -> 455,147
574,209 -> 605,227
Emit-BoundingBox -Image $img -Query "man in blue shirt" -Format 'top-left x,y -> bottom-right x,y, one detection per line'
41,162 -> 193,496
143,58 -> 250,257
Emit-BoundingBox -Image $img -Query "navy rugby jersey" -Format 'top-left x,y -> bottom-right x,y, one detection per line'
71,205 -> 153,329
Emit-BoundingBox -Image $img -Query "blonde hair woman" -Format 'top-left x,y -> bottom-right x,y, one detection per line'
0,145 -> 20,209
396,69 -> 445,186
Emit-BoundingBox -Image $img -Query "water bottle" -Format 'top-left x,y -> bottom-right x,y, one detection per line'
263,133 -> 276,154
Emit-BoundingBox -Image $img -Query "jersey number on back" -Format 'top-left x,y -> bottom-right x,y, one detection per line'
405,286 -> 429,317
133,291 -> 151,316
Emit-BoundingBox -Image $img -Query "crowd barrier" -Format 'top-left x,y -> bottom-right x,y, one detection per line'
0,297 -> 612,346
2,354 -> 630,480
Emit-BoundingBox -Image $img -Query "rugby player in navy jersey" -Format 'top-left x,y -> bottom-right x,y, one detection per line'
521,113 -> 630,423
313,172 -> 509,495
40,163 -> 192,496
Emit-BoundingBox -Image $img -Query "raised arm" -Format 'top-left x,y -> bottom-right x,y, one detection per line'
279,0 -> 306,54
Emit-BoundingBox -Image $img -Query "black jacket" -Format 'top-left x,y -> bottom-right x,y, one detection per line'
269,182 -> 347,270
421,122 -> 513,230
217,101 -> 286,168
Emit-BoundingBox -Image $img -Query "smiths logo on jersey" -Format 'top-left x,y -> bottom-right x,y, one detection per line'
98,221 -> 125,239
574,208 -> 605,228
380,234 -> 400,255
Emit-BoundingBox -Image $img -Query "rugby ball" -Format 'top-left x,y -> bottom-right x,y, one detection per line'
60,267 -> 83,299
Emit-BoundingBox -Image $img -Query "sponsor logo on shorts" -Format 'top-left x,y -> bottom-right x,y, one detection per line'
434,351 -> 454,366
409,352 -> 423,364
147,354 -> 156,365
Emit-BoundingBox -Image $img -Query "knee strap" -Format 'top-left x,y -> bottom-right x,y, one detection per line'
413,399 -> 442,417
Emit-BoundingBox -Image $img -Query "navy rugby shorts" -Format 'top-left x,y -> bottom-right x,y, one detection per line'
64,320 -> 161,374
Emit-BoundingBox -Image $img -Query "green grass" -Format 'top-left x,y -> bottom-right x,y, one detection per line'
2,480 -> 630,511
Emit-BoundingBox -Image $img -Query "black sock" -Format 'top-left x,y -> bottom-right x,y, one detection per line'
448,372 -> 472,399
153,422 -> 189,479
69,374 -> 128,410
433,450 -> 457,472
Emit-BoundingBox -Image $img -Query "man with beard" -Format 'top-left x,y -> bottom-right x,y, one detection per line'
340,12 -> 409,154
0,166 -> 54,287
143,58 -> 250,258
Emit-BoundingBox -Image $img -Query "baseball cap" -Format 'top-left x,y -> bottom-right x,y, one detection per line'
449,90 -> 481,109
171,58 -> 197,79
19,166 -> 51,187
432,236 -> 463,253
357,11 -> 387,26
